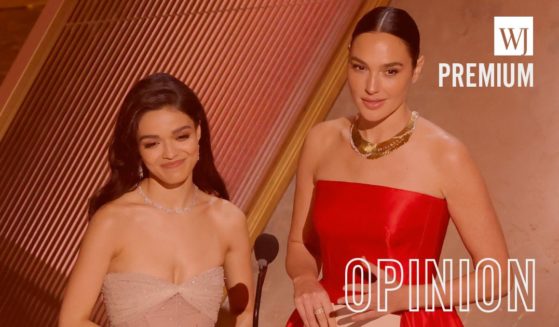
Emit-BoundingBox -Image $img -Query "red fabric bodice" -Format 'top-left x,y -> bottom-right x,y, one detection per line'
286,180 -> 463,327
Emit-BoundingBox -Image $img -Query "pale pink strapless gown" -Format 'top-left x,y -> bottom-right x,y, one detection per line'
102,266 -> 224,326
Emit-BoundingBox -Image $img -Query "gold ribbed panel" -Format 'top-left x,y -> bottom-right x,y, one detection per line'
0,0 -> 367,325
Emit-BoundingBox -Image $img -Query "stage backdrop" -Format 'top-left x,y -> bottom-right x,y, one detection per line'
0,0 -> 390,325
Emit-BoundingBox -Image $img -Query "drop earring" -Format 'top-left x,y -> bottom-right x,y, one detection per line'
138,165 -> 144,179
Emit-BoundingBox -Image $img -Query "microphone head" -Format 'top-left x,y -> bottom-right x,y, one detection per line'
254,233 -> 279,266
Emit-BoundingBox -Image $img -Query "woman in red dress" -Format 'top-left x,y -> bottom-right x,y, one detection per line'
286,7 -> 509,327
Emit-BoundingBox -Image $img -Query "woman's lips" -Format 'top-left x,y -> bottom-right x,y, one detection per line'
161,159 -> 185,169
361,98 -> 386,110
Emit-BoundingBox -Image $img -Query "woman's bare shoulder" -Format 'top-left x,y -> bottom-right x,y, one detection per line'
301,117 -> 352,162
206,197 -> 249,247
89,189 -> 143,227
89,202 -> 127,228
208,197 -> 247,227
81,201 -> 132,252
415,116 -> 474,170
306,117 -> 352,143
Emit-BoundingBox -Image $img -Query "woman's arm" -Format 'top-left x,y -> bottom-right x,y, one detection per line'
286,125 -> 337,327
428,138 -> 509,305
58,207 -> 119,327
286,128 -> 321,283
221,205 -> 255,327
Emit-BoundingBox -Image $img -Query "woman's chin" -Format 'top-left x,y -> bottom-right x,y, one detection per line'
358,109 -> 390,123
357,103 -> 405,125
150,174 -> 191,189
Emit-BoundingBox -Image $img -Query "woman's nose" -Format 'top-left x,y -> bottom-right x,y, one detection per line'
365,72 -> 380,94
161,142 -> 177,159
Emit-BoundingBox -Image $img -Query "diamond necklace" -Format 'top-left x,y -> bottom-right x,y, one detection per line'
350,111 -> 418,160
137,184 -> 198,214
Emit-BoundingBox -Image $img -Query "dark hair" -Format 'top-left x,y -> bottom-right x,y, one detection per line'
351,6 -> 420,67
89,73 -> 229,216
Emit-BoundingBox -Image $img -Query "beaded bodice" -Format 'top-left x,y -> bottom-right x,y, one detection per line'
102,266 -> 224,326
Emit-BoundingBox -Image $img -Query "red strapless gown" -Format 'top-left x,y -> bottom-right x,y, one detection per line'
286,180 -> 463,327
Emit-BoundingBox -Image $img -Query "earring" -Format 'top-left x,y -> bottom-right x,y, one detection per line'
138,165 -> 144,179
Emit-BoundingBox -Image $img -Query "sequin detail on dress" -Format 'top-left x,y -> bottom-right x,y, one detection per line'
102,266 -> 224,326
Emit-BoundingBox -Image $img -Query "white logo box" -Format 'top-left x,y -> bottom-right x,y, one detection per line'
494,16 -> 533,56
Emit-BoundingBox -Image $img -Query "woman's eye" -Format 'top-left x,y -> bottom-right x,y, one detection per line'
351,63 -> 366,71
386,69 -> 399,76
177,134 -> 190,140
143,142 -> 157,149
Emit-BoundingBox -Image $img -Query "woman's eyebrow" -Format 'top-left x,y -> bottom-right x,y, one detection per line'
349,57 -> 404,69
138,125 -> 193,141
138,134 -> 158,141
382,62 -> 404,68
349,56 -> 368,65
172,125 -> 193,133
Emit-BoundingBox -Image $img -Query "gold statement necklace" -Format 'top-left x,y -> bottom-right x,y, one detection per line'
350,111 -> 419,159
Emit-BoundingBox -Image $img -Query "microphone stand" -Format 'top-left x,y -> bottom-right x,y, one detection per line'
253,261 -> 268,327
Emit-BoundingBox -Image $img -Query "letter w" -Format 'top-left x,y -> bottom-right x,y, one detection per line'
499,28 -> 528,55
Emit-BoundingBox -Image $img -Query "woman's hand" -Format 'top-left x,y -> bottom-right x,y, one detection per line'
293,275 -> 336,327
335,261 -> 407,324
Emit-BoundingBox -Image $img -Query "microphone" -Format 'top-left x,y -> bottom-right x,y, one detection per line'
253,233 -> 279,327
254,233 -> 279,270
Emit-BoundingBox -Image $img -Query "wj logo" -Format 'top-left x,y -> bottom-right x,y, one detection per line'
494,16 -> 533,56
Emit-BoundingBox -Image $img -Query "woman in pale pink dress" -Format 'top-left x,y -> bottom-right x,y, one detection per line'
59,73 -> 253,326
